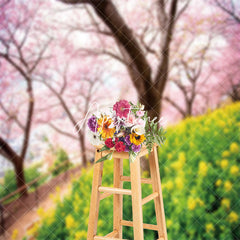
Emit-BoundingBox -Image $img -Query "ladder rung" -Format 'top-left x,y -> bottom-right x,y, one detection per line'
105,230 -> 118,237
142,192 -> 159,205
98,186 -> 132,195
120,220 -> 159,231
120,176 -> 152,184
94,237 -> 128,240
100,192 -> 113,200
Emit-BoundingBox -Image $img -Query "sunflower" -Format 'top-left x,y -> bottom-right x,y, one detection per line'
129,132 -> 146,145
97,115 -> 116,139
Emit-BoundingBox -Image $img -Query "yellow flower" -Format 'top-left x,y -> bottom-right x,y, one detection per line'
227,211 -> 239,223
221,198 -> 230,209
224,129 -> 229,134
46,209 -> 55,225
175,177 -> 183,189
178,152 -> 186,163
165,181 -> 174,190
166,219 -> 173,228
224,180 -> 232,192
97,116 -> 115,139
188,197 -> 196,210
11,229 -> 18,240
221,151 -> 230,158
220,159 -> 228,169
171,152 -> 186,170
198,161 -> 208,176
27,222 -> 39,236
206,223 -> 215,233
75,231 -> 87,239
98,219 -> 104,227
218,120 -> 226,128
215,179 -> 222,187
171,161 -> 183,170
129,132 -> 146,145
37,207 -> 45,218
204,127 -> 210,132
65,214 -> 75,229
196,198 -> 204,206
230,165 -> 239,175
173,197 -> 179,204
230,142 -> 239,154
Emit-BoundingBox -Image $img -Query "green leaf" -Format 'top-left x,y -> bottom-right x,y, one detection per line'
95,152 -> 113,163
98,145 -> 110,152
129,151 -> 138,163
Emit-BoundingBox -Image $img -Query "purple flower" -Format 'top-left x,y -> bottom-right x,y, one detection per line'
125,135 -> 131,146
124,145 -> 130,152
132,144 -> 141,152
87,115 -> 98,132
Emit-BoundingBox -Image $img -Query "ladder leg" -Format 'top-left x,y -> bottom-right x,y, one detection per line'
113,158 -> 123,238
130,156 -> 144,240
149,146 -> 168,240
87,150 -> 104,240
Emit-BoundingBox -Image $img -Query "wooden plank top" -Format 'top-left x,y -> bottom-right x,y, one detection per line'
94,143 -> 157,159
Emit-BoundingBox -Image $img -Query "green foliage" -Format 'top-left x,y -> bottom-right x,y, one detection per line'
33,103 -> 240,240
0,163 -> 43,200
145,117 -> 166,154
51,148 -> 71,176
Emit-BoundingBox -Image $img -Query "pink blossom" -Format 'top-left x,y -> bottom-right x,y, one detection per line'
126,113 -> 136,126
136,110 -> 144,117
113,100 -> 131,118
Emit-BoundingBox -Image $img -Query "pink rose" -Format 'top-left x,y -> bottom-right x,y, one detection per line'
136,118 -> 145,126
136,110 -> 144,117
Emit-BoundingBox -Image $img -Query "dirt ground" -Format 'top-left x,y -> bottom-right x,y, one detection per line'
0,166 -> 82,240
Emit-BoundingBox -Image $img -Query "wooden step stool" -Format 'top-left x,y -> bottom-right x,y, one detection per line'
87,145 -> 168,240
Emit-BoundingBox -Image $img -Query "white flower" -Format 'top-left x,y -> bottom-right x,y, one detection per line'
87,130 -> 103,146
131,125 -> 145,135
139,104 -> 145,110
136,118 -> 145,126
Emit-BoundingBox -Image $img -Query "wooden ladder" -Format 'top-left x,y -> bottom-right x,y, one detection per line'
87,145 -> 168,240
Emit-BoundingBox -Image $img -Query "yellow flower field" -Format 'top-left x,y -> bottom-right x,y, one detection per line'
28,102 -> 240,240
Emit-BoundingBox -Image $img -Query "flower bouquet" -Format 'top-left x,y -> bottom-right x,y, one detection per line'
87,100 -> 166,163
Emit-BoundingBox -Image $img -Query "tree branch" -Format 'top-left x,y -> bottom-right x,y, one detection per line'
164,96 -> 186,117
88,0 -> 152,91
155,0 -> 179,91
48,123 -> 78,140
215,0 -> 240,23
0,101 -> 25,130
0,136 -> 19,164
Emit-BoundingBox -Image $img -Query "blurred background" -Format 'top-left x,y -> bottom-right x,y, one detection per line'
0,0 -> 239,239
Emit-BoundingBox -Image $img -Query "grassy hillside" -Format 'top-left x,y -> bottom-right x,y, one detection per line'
26,102 -> 240,240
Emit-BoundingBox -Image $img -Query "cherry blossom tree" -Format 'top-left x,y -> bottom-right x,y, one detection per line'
56,0 -> 191,120
35,49 -> 115,167
211,0 -> 240,102
0,1 -> 50,195
214,0 -> 240,24
164,31 -> 214,118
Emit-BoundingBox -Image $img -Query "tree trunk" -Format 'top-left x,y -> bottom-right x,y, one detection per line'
186,100 -> 193,117
140,88 -> 162,120
231,85 -> 240,102
14,158 -> 27,197
79,131 -> 87,167
0,136 -> 28,196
